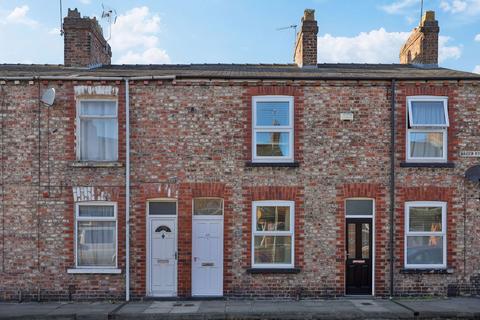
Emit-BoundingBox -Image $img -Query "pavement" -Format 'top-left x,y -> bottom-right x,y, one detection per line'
0,297 -> 480,319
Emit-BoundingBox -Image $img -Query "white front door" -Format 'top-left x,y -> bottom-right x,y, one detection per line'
192,217 -> 223,296
148,217 -> 177,297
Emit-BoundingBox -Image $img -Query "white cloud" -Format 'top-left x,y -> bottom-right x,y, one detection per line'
116,48 -> 170,64
440,0 -> 480,15
438,36 -> 462,62
110,6 -> 170,64
48,27 -> 60,35
440,0 -> 468,13
473,65 -> 480,73
317,28 -> 461,64
475,34 -> 480,41
5,5 -> 38,27
381,0 -> 418,14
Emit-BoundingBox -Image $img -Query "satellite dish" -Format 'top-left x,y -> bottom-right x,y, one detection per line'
41,88 -> 56,106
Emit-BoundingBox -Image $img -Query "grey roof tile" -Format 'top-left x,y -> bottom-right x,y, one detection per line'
0,63 -> 479,80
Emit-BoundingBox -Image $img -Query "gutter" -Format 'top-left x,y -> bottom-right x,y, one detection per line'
389,79 -> 396,298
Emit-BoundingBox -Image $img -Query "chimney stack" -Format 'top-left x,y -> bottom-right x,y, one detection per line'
399,11 -> 439,66
63,8 -> 112,67
294,9 -> 318,67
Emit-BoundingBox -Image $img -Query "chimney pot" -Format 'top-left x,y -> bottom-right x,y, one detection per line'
294,9 -> 318,67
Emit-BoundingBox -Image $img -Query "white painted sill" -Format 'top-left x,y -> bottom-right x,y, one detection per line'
67,268 -> 122,274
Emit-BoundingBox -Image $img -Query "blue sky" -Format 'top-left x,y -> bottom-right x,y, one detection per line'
0,0 -> 478,73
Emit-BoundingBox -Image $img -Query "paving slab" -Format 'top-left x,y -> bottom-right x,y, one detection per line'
47,302 -> 122,320
0,302 -> 66,319
2,297 -> 480,320
394,297 -> 480,319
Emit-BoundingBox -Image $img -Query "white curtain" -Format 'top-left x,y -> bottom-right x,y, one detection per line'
79,101 -> 117,161
77,221 -> 116,267
411,101 -> 446,125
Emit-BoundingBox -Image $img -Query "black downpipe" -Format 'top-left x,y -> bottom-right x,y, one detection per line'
389,79 -> 396,298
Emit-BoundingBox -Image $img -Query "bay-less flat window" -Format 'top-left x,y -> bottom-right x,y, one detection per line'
77,100 -> 118,161
252,96 -> 294,162
252,201 -> 294,268
406,96 -> 449,162
405,201 -> 446,269
75,202 -> 117,268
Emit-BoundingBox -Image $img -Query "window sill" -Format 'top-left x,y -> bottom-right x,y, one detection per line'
245,161 -> 300,168
70,161 -> 123,168
246,268 -> 301,274
400,268 -> 453,274
400,162 -> 455,168
67,268 -> 122,274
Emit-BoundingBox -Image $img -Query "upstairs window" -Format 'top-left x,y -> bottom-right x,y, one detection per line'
77,100 -> 118,161
406,97 -> 449,162
252,96 -> 294,163
405,201 -> 446,269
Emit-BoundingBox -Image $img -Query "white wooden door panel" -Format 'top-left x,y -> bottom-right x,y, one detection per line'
192,217 -> 223,296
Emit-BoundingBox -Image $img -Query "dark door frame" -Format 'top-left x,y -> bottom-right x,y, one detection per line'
345,217 -> 373,295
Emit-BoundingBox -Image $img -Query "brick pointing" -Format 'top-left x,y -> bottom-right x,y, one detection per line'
1,79 -> 480,300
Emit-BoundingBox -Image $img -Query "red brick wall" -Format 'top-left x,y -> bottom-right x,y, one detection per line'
1,79 -> 480,300
0,81 -> 126,301
63,9 -> 111,67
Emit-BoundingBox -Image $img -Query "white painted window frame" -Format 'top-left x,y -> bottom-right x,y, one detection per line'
252,96 -> 294,163
252,200 -> 295,268
404,201 -> 447,269
76,98 -> 119,162
406,96 -> 448,163
72,201 -> 118,272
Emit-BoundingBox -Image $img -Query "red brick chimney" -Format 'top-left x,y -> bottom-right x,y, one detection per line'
399,11 -> 439,66
63,8 -> 112,67
294,9 -> 318,67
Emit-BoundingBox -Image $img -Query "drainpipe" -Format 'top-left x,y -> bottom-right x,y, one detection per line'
389,79 -> 396,298
125,79 -> 130,301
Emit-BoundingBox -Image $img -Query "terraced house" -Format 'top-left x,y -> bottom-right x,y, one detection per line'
1,8 -> 480,301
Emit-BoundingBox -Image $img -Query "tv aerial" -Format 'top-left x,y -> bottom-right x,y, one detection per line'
101,3 -> 117,41
276,24 -> 298,62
